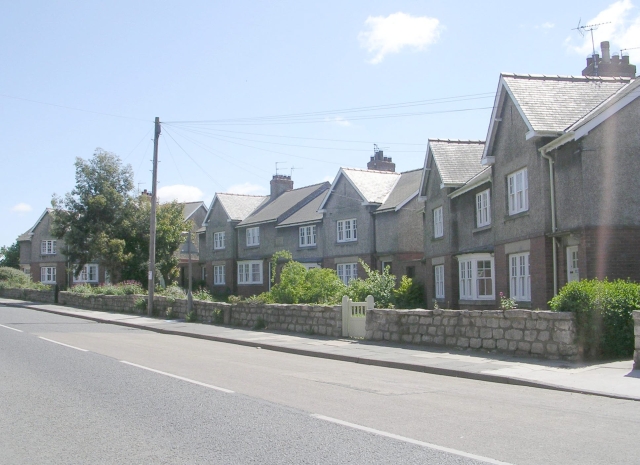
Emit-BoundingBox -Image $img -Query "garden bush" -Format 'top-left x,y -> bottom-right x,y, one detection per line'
0,266 -> 29,285
549,279 -> 638,358
345,261 -> 395,308
393,276 -> 424,309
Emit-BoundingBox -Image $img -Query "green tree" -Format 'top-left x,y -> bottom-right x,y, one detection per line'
51,148 -> 186,286
345,260 -> 396,308
0,240 -> 20,269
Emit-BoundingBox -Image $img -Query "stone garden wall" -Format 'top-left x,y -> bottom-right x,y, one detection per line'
0,287 -> 56,303
366,308 -> 579,360
56,292 -> 342,336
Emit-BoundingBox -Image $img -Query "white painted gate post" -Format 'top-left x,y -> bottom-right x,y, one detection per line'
366,295 -> 374,312
341,295 -> 350,337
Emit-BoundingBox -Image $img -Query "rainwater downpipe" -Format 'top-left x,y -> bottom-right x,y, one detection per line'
540,147 -> 558,296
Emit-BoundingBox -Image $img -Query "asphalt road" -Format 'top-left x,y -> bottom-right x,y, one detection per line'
1,304 -> 639,465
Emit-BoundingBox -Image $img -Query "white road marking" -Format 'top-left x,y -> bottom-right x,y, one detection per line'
0,323 -> 23,332
311,414 -> 514,465
39,337 -> 89,352
120,361 -> 234,394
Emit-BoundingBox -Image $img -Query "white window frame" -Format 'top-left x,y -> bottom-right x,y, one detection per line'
214,265 -> 225,285
40,240 -> 57,255
237,260 -> 262,285
337,219 -> 357,243
40,266 -> 56,284
433,207 -> 443,238
458,254 -> 494,300
213,231 -> 225,250
303,263 -> 321,270
299,225 -> 317,247
337,263 -> 357,285
201,266 -> 207,282
74,264 -> 99,283
434,264 -> 445,299
246,227 -> 260,247
567,246 -> 579,283
476,189 -> 491,228
509,252 -> 531,301
508,168 -> 529,215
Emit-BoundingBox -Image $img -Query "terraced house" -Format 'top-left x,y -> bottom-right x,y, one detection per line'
420,44 -> 640,309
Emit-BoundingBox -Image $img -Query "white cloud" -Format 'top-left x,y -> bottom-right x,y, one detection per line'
358,12 -> 443,64
11,203 -> 32,213
325,116 -> 352,127
565,0 -> 640,62
226,182 -> 267,195
541,22 -> 555,29
157,184 -> 204,203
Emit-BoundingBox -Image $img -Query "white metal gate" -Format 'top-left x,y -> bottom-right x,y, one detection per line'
341,295 -> 373,338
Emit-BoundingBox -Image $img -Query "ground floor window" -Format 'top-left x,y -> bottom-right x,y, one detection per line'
509,252 -> 530,301
238,261 -> 262,285
337,263 -> 357,285
381,261 -> 392,273
434,264 -> 444,299
214,265 -> 225,285
40,266 -> 56,284
74,264 -> 98,283
458,254 -> 494,300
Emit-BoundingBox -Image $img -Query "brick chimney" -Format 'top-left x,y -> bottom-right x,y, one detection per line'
270,174 -> 293,198
582,41 -> 636,78
367,146 -> 396,172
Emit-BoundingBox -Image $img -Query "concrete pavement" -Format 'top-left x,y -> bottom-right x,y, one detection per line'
2,297 -> 638,402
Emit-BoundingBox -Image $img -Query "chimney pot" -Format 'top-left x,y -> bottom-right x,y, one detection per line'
601,41 -> 611,62
270,174 -> 293,198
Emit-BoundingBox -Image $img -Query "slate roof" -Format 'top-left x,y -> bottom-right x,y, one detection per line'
239,182 -> 330,227
376,169 -> 422,212
276,193 -> 325,227
502,73 -> 631,132
429,140 -> 486,185
340,168 -> 401,204
214,193 -> 268,222
181,201 -> 206,221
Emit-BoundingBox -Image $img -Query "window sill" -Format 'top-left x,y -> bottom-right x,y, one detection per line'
513,300 -> 532,309
504,211 -> 529,222
244,245 -> 260,249
459,299 -> 496,306
238,282 -> 263,286
335,240 -> 358,245
472,225 -> 491,233
298,245 -> 317,250
431,236 -> 445,242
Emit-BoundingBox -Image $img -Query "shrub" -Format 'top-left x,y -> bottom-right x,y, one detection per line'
193,288 -> 216,302
69,283 -> 94,295
212,308 -> 225,324
160,285 -> 186,303
119,280 -> 144,295
185,310 -> 198,322
549,279 -> 638,358
0,266 -> 29,285
134,297 -> 147,312
252,316 -> 266,330
345,261 -> 395,308
227,295 -> 242,304
268,261 -> 345,305
393,276 -> 424,309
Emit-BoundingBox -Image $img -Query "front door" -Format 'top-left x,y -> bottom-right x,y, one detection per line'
567,246 -> 579,283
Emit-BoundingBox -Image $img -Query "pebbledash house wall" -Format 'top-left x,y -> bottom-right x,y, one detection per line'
321,175 -> 377,275
201,200 -> 239,294
553,98 -> 640,285
375,195 -> 426,284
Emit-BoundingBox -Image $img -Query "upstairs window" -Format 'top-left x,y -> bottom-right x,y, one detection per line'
246,227 -> 260,246
337,219 -> 357,242
214,231 -> 225,250
433,207 -> 443,238
476,189 -> 491,228
508,168 -> 528,215
41,240 -> 57,255
299,225 -> 317,247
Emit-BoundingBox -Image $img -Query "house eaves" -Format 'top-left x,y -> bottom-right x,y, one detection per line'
449,167 -> 492,199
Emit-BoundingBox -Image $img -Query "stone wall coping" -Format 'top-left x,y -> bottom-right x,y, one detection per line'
633,310 -> 640,322
370,308 -> 574,320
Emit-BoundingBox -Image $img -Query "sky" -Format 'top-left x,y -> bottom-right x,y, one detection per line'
2,0 -> 639,249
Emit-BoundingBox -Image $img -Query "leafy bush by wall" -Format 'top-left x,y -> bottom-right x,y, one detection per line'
549,279 -> 638,358
393,276 -> 425,309
345,261 -> 395,309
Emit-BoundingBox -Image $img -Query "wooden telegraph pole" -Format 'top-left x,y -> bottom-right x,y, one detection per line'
147,117 -> 161,316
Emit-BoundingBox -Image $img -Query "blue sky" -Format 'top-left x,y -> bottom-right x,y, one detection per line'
2,0 -> 639,249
